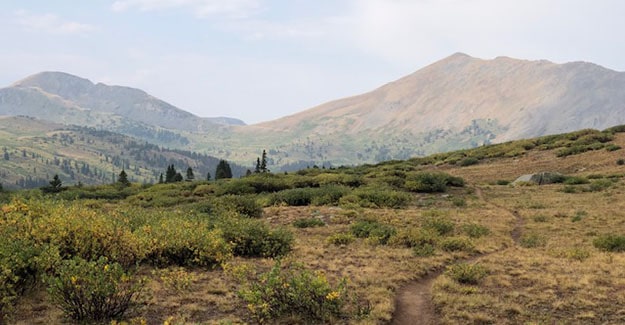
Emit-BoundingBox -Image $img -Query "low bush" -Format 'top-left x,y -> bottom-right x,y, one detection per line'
440,237 -> 475,252
218,218 -> 293,258
217,195 -> 263,218
139,218 -> 231,267
496,180 -> 510,186
350,220 -> 396,244
446,263 -> 488,285
520,233 -> 547,248
564,176 -> 589,185
462,224 -> 490,238
351,187 -> 412,208
618,159 -> 625,166
606,144 -> 621,152
412,243 -> 436,257
46,256 -> 145,322
422,215 -> 455,236
293,218 -> 326,228
593,234 -> 625,252
459,157 -> 479,167
271,186 -> 350,207
239,261 -> 348,323
327,233 -> 355,246
388,227 -> 438,248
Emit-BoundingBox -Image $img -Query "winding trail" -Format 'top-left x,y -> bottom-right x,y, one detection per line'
390,186 -> 524,325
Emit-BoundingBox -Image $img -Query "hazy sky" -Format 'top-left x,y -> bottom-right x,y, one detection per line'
1,1 -> 624,124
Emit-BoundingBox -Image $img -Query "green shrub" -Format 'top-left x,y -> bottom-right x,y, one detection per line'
593,234 -> 625,252
271,186 -> 350,207
451,197 -> 466,207
587,179 -> 613,192
239,261 -> 348,323
564,176 -> 589,185
218,218 -> 293,258
293,218 -> 326,228
218,195 -> 263,218
520,233 -> 547,248
350,220 -> 396,244
422,216 -> 455,236
46,256 -> 144,321
462,224 -> 490,238
446,263 -> 488,284
215,180 -> 256,196
606,144 -> 621,152
351,187 -> 412,208
496,180 -> 510,186
440,237 -> 475,252
459,157 -> 479,167
561,185 -> 579,194
618,159 -> 625,166
405,173 -> 448,193
412,243 -> 436,257
327,233 -> 355,246
532,215 -> 548,222
388,227 -> 438,248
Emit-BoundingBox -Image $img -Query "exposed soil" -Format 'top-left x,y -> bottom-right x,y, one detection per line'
390,186 -> 523,325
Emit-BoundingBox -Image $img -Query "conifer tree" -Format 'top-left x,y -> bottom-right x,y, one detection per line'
165,164 -> 177,183
159,173 -> 164,184
260,150 -> 268,173
117,169 -> 131,187
206,172 -> 211,181
215,160 -> 233,180
186,167 -> 194,181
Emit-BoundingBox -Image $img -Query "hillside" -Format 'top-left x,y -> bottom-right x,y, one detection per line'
0,116 -> 248,189
2,54 -> 625,169
217,53 -> 625,166
2,126 -> 625,324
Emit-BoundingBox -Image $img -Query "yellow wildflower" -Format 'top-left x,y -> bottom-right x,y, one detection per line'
71,276 -> 77,284
325,291 -> 340,301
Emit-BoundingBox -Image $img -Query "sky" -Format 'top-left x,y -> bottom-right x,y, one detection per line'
1,0 -> 624,124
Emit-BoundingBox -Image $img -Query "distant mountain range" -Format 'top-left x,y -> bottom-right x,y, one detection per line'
1,53 -> 624,181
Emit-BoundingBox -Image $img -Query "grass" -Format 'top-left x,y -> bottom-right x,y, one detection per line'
5,128 -> 625,324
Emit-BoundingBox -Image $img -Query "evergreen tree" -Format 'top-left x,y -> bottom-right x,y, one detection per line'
159,173 -> 164,184
186,167 -> 194,181
174,172 -> 183,182
206,172 -> 211,181
246,169 -> 252,176
165,164 -> 177,183
260,149 -> 268,173
3,150 -> 9,161
215,160 -> 233,180
117,169 -> 131,187
50,174 -> 62,189
254,157 -> 261,173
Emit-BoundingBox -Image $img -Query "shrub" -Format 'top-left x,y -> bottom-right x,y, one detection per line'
139,218 -> 231,267
412,243 -> 436,257
270,188 -> 315,206
218,218 -> 293,258
606,144 -> 621,152
440,237 -> 475,252
351,187 -> 412,208
239,261 -> 348,323
218,195 -> 263,218
459,157 -> 479,167
520,233 -> 547,248
496,180 -> 510,186
446,263 -> 488,284
405,172 -> 448,193
561,185 -> 579,193
593,234 -> 625,252
388,227 -> 438,248
451,197 -> 466,207
564,176 -> 589,185
618,159 -> 625,166
327,233 -> 355,246
422,215 -> 455,236
350,220 -> 396,244
587,179 -> 613,192
46,256 -> 144,321
462,224 -> 490,238
293,218 -> 326,228
532,215 -> 548,222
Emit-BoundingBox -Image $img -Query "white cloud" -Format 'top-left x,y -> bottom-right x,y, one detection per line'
14,10 -> 95,35
111,0 -> 261,18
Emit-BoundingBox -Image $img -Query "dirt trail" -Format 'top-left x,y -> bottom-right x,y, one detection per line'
390,186 -> 523,325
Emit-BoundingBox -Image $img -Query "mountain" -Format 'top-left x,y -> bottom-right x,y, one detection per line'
2,54 -> 624,169
222,53 -> 625,166
0,116 -> 248,189
0,72 -> 245,140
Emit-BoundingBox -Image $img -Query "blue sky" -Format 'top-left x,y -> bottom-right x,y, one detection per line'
1,0 -> 624,124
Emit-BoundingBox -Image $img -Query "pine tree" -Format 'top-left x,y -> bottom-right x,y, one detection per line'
186,167 -> 195,181
174,172 -> 183,182
215,160 -> 233,180
255,157 -> 261,173
165,164 -> 177,183
260,150 -> 268,173
206,172 -> 211,181
117,169 -> 131,187
50,174 -> 62,189
159,173 -> 164,184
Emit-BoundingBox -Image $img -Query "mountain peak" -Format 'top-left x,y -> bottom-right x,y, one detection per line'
13,71 -> 95,97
